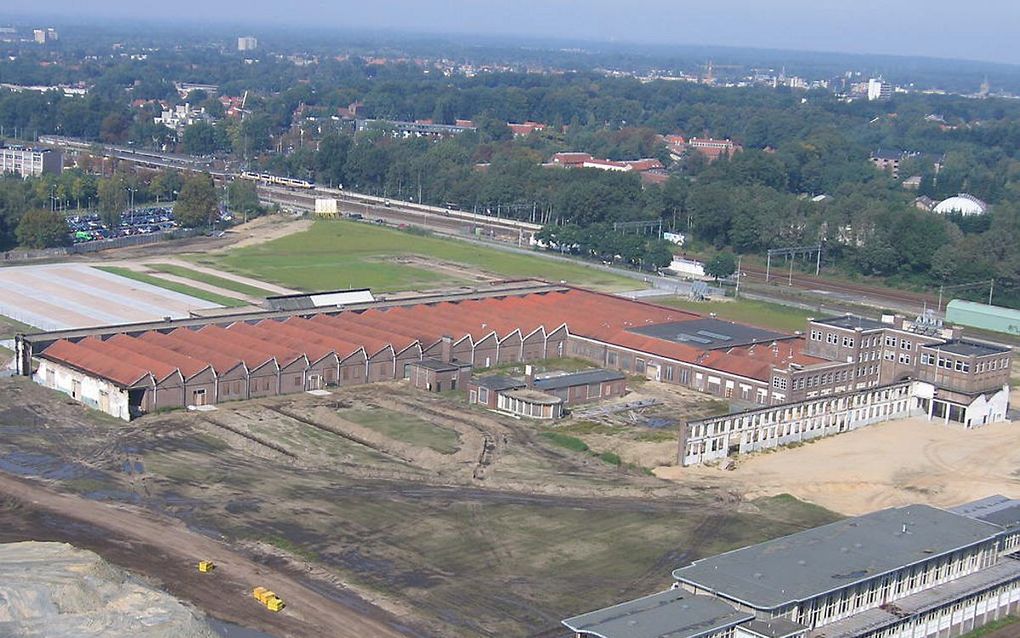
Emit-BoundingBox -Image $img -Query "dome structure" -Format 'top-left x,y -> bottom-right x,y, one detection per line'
933,194 -> 988,216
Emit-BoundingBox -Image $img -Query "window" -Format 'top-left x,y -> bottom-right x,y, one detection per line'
811,330 -> 822,341
635,358 -> 645,374
899,353 -> 911,365
885,335 -> 896,347
826,333 -> 838,344
294,376 -> 302,387
478,387 -> 489,403
664,365 -> 674,381
901,339 -> 912,350
884,351 -> 895,361
920,353 -> 933,366
772,376 -> 788,390
842,336 -> 854,348
679,368 -> 690,384
607,351 -> 618,366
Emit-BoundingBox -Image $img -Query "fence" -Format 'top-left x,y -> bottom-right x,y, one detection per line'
1,228 -> 201,263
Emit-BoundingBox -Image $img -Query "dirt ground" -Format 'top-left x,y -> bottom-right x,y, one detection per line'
0,376 -> 838,637
657,415 -> 1020,516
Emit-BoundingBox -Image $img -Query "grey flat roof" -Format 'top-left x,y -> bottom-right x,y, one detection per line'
412,358 -> 461,372
742,617 -> 807,638
629,318 -> 791,350
931,340 -> 1010,357
672,505 -> 1003,611
474,375 -> 525,391
533,369 -> 625,391
805,558 -> 1020,638
811,315 -> 887,331
951,495 -> 1020,529
562,588 -> 752,638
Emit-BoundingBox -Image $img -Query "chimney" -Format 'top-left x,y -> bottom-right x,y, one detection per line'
440,335 -> 453,362
525,364 -> 535,388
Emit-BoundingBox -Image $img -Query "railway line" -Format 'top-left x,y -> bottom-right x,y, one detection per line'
741,264 -> 938,311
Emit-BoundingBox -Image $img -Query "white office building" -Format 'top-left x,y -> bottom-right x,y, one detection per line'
0,145 -> 62,177
237,36 -> 258,52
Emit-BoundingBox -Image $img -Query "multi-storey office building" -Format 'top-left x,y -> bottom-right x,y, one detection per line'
0,144 -> 62,177
565,501 -> 1020,638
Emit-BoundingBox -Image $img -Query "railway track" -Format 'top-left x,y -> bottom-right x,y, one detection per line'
741,265 -> 938,308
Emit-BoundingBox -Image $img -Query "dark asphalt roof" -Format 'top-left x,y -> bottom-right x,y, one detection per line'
562,589 -> 752,638
629,318 -> 791,350
533,369 -> 625,391
473,375 -> 525,391
412,358 -> 462,372
740,617 -> 808,638
932,340 -> 1010,357
812,315 -> 887,331
950,495 -> 1020,529
672,504 -> 1002,611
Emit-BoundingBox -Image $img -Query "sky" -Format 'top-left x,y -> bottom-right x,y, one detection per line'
6,0 -> 1020,66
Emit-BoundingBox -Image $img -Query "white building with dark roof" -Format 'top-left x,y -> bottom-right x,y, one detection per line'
565,502 -> 1020,638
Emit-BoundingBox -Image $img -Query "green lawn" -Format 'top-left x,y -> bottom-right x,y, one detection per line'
146,263 -> 276,298
96,266 -> 249,308
193,219 -> 641,293
960,616 -> 1019,638
0,314 -> 34,339
342,407 -> 460,454
650,296 -> 818,333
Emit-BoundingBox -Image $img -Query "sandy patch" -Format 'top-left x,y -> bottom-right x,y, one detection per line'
656,417 -> 1020,515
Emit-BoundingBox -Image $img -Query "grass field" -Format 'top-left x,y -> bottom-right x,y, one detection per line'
650,296 -> 818,333
0,314 -> 33,339
960,616 -> 1019,637
96,266 -> 249,308
195,219 -> 640,293
343,407 -> 460,454
146,263 -> 276,298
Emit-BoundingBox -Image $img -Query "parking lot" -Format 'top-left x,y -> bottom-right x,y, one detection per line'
0,263 -> 218,331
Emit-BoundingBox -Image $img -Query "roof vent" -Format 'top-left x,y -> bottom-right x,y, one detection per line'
797,559 -> 807,566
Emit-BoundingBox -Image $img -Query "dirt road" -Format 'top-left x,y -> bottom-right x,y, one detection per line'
0,472 -> 410,638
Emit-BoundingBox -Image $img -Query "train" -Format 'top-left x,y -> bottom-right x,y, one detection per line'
239,171 -> 315,189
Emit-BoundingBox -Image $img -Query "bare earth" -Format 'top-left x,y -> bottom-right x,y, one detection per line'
658,416 -> 1020,516
0,473 -> 406,638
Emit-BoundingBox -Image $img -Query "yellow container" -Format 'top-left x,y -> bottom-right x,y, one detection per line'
253,586 -> 270,602
266,597 -> 286,612
198,561 -> 215,573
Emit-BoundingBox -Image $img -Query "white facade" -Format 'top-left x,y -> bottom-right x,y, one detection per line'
868,79 -> 892,101
35,359 -> 134,421
0,146 -> 62,177
237,36 -> 258,51
669,257 -> 706,279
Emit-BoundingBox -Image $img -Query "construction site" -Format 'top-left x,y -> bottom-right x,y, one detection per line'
1,223 -> 1017,637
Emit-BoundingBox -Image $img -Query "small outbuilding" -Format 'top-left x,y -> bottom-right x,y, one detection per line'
498,388 -> 563,420
533,369 -> 627,405
468,375 -> 525,409
407,358 -> 471,393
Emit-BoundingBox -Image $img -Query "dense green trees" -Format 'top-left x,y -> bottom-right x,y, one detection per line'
173,173 -> 219,228
16,210 -> 69,248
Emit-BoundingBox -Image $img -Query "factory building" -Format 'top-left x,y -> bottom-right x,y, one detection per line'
565,500 -> 1020,638
16,284 -> 1011,433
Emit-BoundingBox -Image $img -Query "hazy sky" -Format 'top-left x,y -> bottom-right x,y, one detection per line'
7,0 -> 1020,65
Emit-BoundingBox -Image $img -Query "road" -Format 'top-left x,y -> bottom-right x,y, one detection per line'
0,472 -> 411,638
42,136 -> 946,315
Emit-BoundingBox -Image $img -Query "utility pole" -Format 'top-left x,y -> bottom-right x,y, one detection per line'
788,256 -> 794,286
765,251 -> 771,283
734,255 -> 742,299
989,279 -> 995,305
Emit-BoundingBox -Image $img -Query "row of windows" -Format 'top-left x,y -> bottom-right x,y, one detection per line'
792,369 -> 853,391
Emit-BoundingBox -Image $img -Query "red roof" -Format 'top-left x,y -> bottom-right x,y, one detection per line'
37,288 -> 810,387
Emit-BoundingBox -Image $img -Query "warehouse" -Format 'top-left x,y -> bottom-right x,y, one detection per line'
565,502 -> 1020,638
17,283 -> 1012,424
